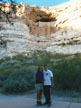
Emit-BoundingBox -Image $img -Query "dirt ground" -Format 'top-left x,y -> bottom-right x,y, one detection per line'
0,92 -> 81,108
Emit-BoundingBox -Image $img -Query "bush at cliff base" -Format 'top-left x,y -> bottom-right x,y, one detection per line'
0,52 -> 81,93
3,68 -> 35,93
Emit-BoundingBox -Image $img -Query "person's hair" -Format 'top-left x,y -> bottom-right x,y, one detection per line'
44,64 -> 48,67
37,66 -> 43,72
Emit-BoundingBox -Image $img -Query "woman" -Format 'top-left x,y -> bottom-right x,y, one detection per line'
35,66 -> 44,106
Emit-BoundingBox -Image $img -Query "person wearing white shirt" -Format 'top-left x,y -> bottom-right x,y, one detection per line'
43,65 -> 54,107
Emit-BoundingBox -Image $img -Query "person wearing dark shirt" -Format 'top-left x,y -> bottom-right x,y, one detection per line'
35,66 -> 44,106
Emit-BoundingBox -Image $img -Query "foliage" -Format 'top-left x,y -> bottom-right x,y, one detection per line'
3,67 -> 36,93
0,0 -> 16,24
0,52 -> 81,93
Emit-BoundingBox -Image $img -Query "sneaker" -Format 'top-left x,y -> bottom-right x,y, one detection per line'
37,101 -> 42,106
48,103 -> 51,107
36,101 -> 40,106
43,102 -> 48,105
39,101 -> 42,106
37,103 -> 40,106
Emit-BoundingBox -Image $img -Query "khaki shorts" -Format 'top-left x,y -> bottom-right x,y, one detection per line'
35,83 -> 43,91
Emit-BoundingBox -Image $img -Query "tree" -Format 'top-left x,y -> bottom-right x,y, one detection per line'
0,0 -> 16,24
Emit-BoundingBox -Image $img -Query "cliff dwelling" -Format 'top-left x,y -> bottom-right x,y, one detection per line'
25,19 -> 57,37
29,22 -> 56,37
24,8 -> 57,37
0,2 -> 57,38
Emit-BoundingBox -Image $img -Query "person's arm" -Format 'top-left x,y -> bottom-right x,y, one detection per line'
50,70 -> 54,87
42,72 -> 44,83
51,77 -> 54,87
36,73 -> 37,82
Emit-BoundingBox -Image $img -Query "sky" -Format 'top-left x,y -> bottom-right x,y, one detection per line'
17,0 -> 69,7
3,0 -> 69,7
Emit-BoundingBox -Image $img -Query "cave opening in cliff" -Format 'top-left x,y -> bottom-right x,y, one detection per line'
37,18 -> 55,22
0,40 -> 7,49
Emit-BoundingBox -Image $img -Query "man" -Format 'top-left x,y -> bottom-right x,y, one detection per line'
43,65 -> 54,107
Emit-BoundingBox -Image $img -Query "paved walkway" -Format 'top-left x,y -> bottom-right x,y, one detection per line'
0,94 -> 81,108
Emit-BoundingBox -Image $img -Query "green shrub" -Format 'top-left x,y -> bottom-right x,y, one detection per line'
0,58 -> 5,64
0,80 -> 3,88
0,52 -> 81,93
53,55 -> 81,91
3,67 -> 36,93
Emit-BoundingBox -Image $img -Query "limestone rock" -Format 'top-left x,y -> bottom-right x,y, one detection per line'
1,0 -> 81,56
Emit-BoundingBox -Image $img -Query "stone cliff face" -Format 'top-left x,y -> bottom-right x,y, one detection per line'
1,0 -> 81,57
